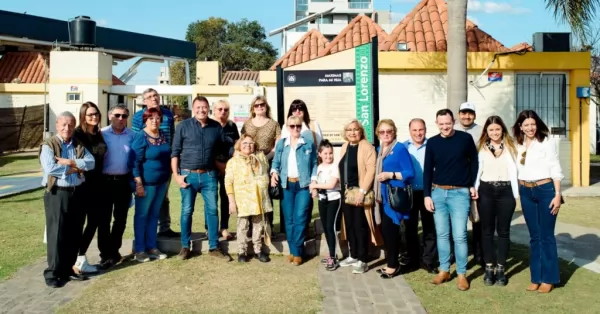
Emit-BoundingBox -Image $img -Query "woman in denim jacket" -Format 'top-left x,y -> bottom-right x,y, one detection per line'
271,116 -> 318,266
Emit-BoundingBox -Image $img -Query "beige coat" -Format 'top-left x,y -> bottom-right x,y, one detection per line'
339,139 -> 383,246
224,152 -> 273,217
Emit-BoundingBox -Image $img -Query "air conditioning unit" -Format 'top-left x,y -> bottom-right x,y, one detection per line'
532,32 -> 571,52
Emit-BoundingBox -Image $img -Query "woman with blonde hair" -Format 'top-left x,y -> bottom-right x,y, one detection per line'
337,119 -> 382,274
241,96 -> 281,234
475,115 -> 519,286
211,99 -> 240,240
225,134 -> 272,263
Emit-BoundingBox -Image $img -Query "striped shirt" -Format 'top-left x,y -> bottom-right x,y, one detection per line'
40,136 -> 95,187
131,106 -> 175,145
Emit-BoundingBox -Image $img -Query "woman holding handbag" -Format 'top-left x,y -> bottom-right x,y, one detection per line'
338,119 -> 382,274
474,115 -> 519,287
373,119 -> 415,279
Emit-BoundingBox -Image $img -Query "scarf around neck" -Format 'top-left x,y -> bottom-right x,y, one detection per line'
373,139 -> 397,225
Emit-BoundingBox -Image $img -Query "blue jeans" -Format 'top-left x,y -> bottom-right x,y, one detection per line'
180,170 -> 219,250
519,182 -> 560,284
431,187 -> 470,274
134,182 -> 169,253
282,181 -> 311,257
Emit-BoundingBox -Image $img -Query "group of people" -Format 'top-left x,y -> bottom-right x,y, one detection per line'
40,91 -> 563,295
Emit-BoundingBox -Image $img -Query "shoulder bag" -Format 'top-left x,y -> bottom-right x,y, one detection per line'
386,182 -> 413,214
269,139 -> 284,200
343,149 -> 374,207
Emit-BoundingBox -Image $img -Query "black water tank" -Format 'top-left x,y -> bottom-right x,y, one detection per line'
69,16 -> 96,47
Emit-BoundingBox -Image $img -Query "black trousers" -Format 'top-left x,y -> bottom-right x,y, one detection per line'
318,198 -> 341,257
478,181 -> 516,266
78,178 -> 104,256
381,210 -> 401,268
342,202 -> 370,262
98,175 -> 132,260
44,187 -> 85,280
405,190 -> 437,266
218,175 -> 230,230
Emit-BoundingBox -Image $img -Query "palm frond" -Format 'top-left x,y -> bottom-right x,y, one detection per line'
545,0 -> 600,35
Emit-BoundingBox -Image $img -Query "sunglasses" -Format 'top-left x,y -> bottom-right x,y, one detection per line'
254,103 -> 266,108
378,129 -> 393,135
114,113 -> 129,119
520,151 -> 526,165
289,124 -> 302,129
216,108 -> 229,112
290,105 -> 304,112
86,112 -> 99,117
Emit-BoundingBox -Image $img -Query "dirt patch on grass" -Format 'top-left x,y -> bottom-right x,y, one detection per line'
58,257 -> 322,314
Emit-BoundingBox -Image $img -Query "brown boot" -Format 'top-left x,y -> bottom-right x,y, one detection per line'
431,271 -> 450,285
526,283 -> 540,291
538,283 -> 553,293
287,255 -> 294,263
457,275 -> 470,291
292,256 -> 303,266
178,248 -> 191,260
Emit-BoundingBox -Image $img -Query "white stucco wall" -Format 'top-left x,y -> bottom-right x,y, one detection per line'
0,94 -> 45,108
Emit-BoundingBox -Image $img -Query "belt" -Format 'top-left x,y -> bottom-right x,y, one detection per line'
54,185 -> 81,192
183,169 -> 208,173
519,178 -> 552,188
104,174 -> 130,180
288,177 -> 299,183
432,184 -> 465,190
482,181 -> 511,187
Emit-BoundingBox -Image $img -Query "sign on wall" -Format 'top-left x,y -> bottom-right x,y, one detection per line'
279,42 -> 377,144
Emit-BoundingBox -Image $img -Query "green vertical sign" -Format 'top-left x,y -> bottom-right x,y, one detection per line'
354,44 -> 374,143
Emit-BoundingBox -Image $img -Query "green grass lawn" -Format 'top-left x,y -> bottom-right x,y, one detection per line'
591,154 -> 600,163
0,154 -> 40,176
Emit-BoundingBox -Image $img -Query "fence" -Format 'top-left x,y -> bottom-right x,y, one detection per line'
0,104 -> 45,152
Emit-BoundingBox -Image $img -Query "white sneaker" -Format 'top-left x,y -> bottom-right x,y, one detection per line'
339,257 -> 359,267
147,249 -> 167,260
352,261 -> 368,274
135,252 -> 151,263
73,255 -> 99,274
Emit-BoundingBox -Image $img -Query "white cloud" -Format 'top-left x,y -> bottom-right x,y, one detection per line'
96,19 -> 108,27
467,15 -> 481,26
467,0 -> 530,14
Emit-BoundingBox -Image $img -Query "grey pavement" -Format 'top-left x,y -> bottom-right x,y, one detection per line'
318,264 -> 426,314
0,173 -> 42,199
0,240 -> 133,314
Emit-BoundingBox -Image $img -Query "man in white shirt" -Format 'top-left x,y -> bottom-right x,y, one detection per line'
455,102 -> 484,267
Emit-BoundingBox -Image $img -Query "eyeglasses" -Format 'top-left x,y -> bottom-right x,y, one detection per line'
86,112 -> 99,117
144,94 -> 159,100
241,142 -> 255,146
289,124 -> 302,129
290,105 -> 304,112
520,151 -> 526,165
346,128 -> 360,132
113,113 -> 129,119
254,103 -> 266,108
216,108 -> 229,112
378,129 -> 393,135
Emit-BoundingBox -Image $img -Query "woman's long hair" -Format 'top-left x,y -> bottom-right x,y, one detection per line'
249,95 -> 272,119
512,109 -> 549,145
286,99 -> 311,127
477,115 -> 517,157
78,101 -> 102,134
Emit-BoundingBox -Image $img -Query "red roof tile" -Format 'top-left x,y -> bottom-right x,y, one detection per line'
270,29 -> 330,70
0,52 -> 47,83
510,42 -> 534,52
0,52 -> 125,85
381,0 -> 509,52
319,14 -> 388,56
221,71 -> 260,85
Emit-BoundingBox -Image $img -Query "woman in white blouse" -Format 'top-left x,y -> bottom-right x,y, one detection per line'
474,116 -> 519,287
512,110 -> 563,294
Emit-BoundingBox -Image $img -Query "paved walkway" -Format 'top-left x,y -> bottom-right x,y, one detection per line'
0,172 -> 42,199
318,265 -> 426,314
0,240 -> 132,314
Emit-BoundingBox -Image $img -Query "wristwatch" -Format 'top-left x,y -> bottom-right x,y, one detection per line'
392,172 -> 396,180
359,188 -> 367,195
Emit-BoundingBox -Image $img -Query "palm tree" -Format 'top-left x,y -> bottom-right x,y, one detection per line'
446,0 -> 600,114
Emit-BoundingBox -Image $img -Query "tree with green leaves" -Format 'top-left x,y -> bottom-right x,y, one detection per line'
170,17 -> 277,89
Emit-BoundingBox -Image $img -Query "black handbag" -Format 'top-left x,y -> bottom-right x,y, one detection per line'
269,184 -> 282,200
386,183 -> 413,214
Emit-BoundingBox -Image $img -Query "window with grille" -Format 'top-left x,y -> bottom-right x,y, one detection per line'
515,73 -> 568,137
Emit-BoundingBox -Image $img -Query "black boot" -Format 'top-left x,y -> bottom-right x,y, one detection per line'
483,265 -> 495,286
495,265 -> 507,286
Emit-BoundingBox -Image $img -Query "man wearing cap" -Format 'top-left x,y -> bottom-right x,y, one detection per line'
455,102 -> 484,267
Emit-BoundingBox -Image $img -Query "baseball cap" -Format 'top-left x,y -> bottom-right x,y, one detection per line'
459,102 -> 476,113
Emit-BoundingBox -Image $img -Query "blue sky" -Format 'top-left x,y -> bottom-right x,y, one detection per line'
3,0 -> 571,84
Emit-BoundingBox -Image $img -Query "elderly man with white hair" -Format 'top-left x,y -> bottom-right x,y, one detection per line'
39,111 -> 95,288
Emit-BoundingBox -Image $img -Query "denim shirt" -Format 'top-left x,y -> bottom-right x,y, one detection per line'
271,135 -> 317,189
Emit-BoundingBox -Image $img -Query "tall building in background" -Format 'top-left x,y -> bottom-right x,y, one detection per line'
286,0 -> 374,52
